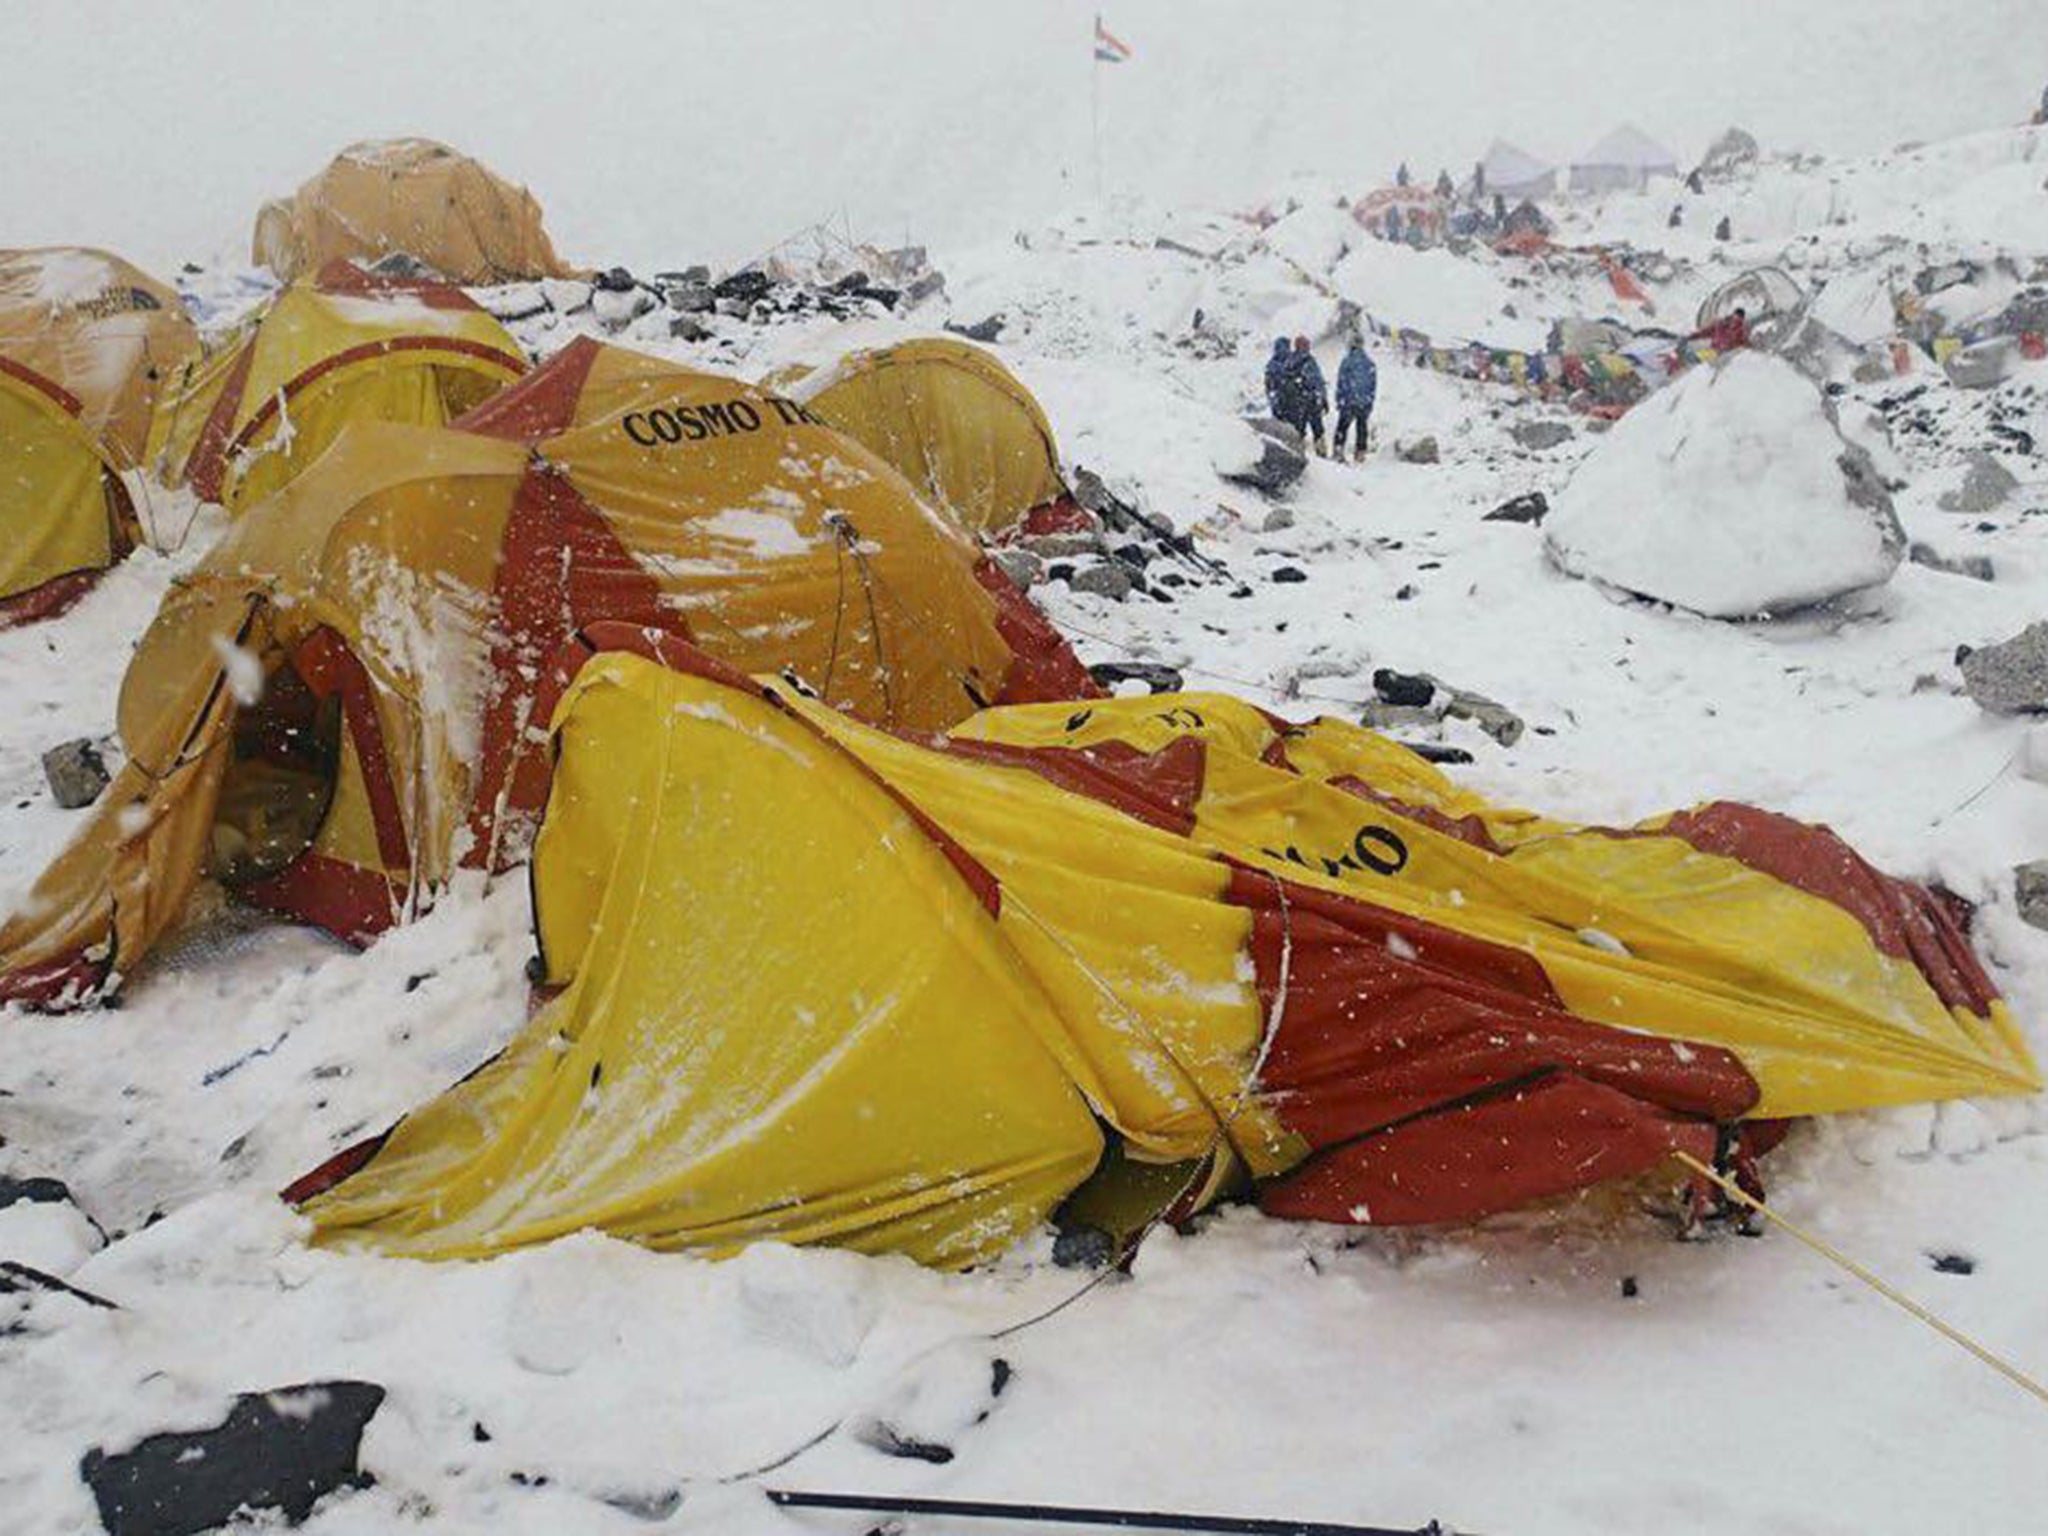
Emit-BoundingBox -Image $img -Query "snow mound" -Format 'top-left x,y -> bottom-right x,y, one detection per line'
1543,350 -> 1904,618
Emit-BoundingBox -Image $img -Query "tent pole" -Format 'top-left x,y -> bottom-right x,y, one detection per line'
767,1488 -> 1453,1535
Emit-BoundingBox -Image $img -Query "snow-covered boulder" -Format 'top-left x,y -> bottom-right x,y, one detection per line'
1543,351 -> 1905,618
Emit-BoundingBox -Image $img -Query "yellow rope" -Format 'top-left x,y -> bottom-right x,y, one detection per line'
1672,1151 -> 2048,1411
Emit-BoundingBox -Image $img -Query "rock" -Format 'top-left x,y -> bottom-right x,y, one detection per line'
1262,507 -> 1296,533
82,1382 -> 386,1536
990,547 -> 1042,590
1908,543 -> 1995,582
1945,337 -> 2017,391
1484,492 -> 1549,524
667,314 -> 712,343
1961,623 -> 2048,713
1215,417 -> 1308,495
905,270 -> 947,306
1510,419 -> 1573,451
1064,560 -> 1133,601
1698,126 -> 1760,179
42,738 -> 109,809
537,278 -> 591,315
1989,287 -> 2048,341
1937,451 -> 2019,514
664,282 -> 715,314
1442,687 -> 1524,747
1021,532 -> 1104,561
944,314 -> 1005,343
1270,566 -> 1307,584
1544,352 -> 1905,619
2016,860 -> 2048,931
1372,669 -> 1437,708
477,282 -> 548,322
713,269 -> 774,304
1089,662 -> 1185,695
1396,436 -> 1439,465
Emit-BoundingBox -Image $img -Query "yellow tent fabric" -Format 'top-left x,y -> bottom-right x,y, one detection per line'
253,139 -> 574,285
303,654 -> 2033,1265
794,338 -> 1065,535
0,247 -> 198,468
0,363 -> 132,617
146,270 -> 526,511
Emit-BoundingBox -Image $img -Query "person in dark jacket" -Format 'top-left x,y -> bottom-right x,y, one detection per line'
1334,338 -> 1378,461
1281,336 -> 1327,454
1264,336 -> 1291,418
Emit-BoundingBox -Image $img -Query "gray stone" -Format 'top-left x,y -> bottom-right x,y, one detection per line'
1442,688 -> 1524,747
944,314 -> 1005,343
1397,436 -> 1440,465
990,547 -> 1042,590
1485,491 -> 1549,524
1064,560 -> 1133,601
1961,622 -> 2048,714
905,270 -> 948,306
665,282 -> 716,314
1938,451 -> 2019,514
42,738 -> 108,809
1833,440 -> 1907,567
1021,532 -> 1105,560
1218,417 -> 1308,495
1990,287 -> 2048,340
2016,860 -> 2048,931
668,314 -> 712,342
1262,506 -> 1296,533
1509,419 -> 1573,451
1945,337 -> 2017,390
1908,543 -> 1995,582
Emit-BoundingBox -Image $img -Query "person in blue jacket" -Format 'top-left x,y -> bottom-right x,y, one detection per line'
1335,337 -> 1378,461
1263,337 -> 1291,417
1282,336 -> 1328,454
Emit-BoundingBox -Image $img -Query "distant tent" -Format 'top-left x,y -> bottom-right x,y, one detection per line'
790,338 -> 1069,537
1570,125 -> 1681,194
1473,140 -> 1557,200
0,249 -> 198,623
0,338 -> 1096,1009
294,652 -> 2036,1266
253,139 -> 574,286
147,261 -> 527,512
1352,186 -> 1448,244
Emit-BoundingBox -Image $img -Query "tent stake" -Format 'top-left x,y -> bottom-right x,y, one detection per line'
765,1488 -> 1456,1534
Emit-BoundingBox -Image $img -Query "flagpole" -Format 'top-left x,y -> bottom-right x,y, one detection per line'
1091,14 -> 1103,204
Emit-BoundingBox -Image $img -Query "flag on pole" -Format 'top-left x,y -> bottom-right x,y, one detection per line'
1094,14 -> 1133,63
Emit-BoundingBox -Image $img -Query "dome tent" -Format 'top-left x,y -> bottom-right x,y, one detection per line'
294,649 -> 2035,1266
1472,139 -> 1557,200
0,248 -> 197,623
1569,124 -> 1681,194
253,138 -> 574,286
790,337 -> 1069,537
0,338 -> 1094,1010
147,261 -> 527,513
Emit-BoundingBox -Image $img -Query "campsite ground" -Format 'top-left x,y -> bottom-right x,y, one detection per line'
7,122 -> 2048,1535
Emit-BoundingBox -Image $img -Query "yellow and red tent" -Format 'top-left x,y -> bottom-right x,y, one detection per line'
295,641 -> 2036,1265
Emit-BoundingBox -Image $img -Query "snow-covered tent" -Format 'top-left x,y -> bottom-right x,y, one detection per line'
1471,140 -> 1557,201
1570,125 -> 1681,194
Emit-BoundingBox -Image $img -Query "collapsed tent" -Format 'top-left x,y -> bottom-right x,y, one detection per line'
0,338 -> 1094,1008
1353,187 -> 1448,244
790,338 -> 1069,537
147,262 -> 526,512
1473,140 -> 1557,200
1569,125 -> 1681,195
253,138 -> 574,286
0,249 -> 198,624
297,645 -> 2036,1266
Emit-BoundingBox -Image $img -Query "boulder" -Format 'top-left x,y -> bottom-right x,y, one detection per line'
1020,532 -> 1104,561
1698,126 -> 1761,179
1485,491 -> 1549,524
82,1382 -> 386,1536
477,283 -> 548,322
667,315 -> 712,343
1064,560 -> 1134,601
1543,351 -> 1905,619
0,1176 -> 104,1274
1907,543 -> 1995,582
1510,419 -> 1573,451
944,314 -> 1005,343
989,547 -> 1042,590
1961,623 -> 2048,714
1214,417 -> 1308,495
42,738 -> 109,809
1262,507 -> 1296,533
1945,337 -> 2018,391
1937,451 -> 2019,514
2016,860 -> 2048,932
1396,436 -> 1440,465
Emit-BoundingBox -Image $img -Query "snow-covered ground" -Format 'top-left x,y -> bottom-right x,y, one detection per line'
11,76 -> 2048,1536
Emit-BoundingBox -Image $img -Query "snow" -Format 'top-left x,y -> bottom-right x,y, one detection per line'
1544,352 -> 1904,617
9,22 -> 2048,1536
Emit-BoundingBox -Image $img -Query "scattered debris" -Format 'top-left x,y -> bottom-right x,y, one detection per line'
1361,670 -> 1524,746
1089,662 -> 1186,695
1928,1252 -> 1977,1276
1509,419 -> 1573,451
1961,624 -> 2048,714
41,738 -> 109,810
1484,491 -> 1549,524
81,1381 -> 386,1536
1396,436 -> 1440,465
1944,337 -> 2018,391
